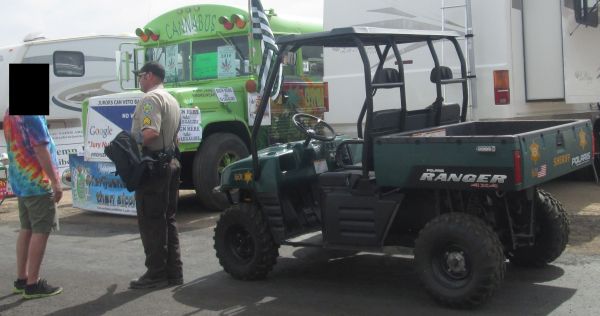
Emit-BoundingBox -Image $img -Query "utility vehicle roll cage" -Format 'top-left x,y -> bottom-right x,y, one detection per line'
251,26 -> 468,179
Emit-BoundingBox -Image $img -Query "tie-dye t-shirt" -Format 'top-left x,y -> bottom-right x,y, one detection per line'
3,113 -> 58,197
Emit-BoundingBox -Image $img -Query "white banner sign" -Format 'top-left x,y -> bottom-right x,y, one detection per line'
49,127 -> 84,186
215,87 -> 237,103
178,108 -> 202,143
247,92 -> 272,126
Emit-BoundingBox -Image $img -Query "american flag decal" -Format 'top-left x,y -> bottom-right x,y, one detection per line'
537,164 -> 547,178
251,0 -> 282,98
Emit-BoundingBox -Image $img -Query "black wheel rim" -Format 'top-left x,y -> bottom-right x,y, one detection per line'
226,224 -> 255,263
432,243 -> 471,287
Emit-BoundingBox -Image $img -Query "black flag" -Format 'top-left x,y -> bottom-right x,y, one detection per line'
251,0 -> 282,99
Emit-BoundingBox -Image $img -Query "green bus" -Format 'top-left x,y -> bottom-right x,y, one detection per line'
81,4 -> 326,210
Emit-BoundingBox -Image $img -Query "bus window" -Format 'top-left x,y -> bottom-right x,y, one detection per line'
145,42 -> 191,83
302,46 -> 324,81
281,45 -> 323,82
191,36 -> 249,80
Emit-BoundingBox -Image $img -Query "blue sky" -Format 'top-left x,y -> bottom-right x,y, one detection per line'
0,0 -> 323,47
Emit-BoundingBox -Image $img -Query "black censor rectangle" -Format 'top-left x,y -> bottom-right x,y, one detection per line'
9,64 -> 50,115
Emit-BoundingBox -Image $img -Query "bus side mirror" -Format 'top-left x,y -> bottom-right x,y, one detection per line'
574,0 -> 599,27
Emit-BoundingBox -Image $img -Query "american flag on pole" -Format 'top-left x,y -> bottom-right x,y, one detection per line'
251,0 -> 282,99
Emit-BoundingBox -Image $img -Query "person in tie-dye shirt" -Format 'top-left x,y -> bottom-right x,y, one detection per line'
3,112 -> 63,299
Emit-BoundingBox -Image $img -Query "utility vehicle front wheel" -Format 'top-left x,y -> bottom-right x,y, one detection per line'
508,189 -> 570,267
414,212 -> 505,308
214,203 -> 279,280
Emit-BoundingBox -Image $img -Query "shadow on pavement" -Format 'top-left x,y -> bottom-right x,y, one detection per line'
51,192 -> 220,238
44,284 -> 150,316
504,263 -> 565,283
171,249 -> 575,315
0,293 -> 25,314
54,213 -> 216,238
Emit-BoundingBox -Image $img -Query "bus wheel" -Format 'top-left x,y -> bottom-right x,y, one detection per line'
193,133 -> 249,211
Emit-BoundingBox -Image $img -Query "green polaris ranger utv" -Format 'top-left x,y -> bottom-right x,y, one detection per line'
213,27 -> 594,308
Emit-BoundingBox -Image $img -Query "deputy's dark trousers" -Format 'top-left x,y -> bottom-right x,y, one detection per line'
135,158 -> 183,280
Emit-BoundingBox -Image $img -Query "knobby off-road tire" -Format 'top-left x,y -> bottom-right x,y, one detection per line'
508,189 -> 570,268
193,133 -> 248,211
414,212 -> 505,308
214,203 -> 279,280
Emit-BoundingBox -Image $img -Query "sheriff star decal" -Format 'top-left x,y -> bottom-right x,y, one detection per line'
143,103 -> 153,114
529,141 -> 540,164
578,129 -> 588,150
143,116 -> 152,126
243,171 -> 253,183
234,171 -> 253,184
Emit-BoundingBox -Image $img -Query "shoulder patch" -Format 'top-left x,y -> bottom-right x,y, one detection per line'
143,116 -> 152,126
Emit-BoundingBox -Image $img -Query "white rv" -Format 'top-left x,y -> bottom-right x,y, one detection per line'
0,34 -> 135,184
323,0 -> 600,136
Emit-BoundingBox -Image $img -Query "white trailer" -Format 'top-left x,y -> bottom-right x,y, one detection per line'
323,0 -> 600,136
0,34 -> 135,184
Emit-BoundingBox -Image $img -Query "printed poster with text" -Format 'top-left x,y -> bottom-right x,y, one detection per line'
178,108 -> 202,143
247,93 -> 272,126
85,92 -> 143,162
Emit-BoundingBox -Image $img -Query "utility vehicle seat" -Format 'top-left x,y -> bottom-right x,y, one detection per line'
370,66 -> 461,135
371,104 -> 460,135
373,67 -> 400,84
319,170 -> 363,190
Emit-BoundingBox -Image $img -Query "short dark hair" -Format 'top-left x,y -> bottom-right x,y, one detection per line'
133,61 -> 165,81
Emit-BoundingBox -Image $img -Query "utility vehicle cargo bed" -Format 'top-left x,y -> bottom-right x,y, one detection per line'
373,120 -> 594,190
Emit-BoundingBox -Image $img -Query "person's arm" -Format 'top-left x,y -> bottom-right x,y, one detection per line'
32,144 -> 62,203
139,96 -> 162,147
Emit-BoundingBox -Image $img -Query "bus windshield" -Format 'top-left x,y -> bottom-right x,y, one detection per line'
144,35 -> 249,83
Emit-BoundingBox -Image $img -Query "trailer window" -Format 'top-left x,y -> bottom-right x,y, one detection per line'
191,36 -> 249,80
53,51 -> 84,77
145,42 -> 191,83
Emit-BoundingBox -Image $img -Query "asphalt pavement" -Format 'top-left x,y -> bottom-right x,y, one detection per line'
0,182 -> 598,315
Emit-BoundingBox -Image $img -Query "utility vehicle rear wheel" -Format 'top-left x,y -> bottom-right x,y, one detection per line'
193,133 -> 248,211
508,189 -> 570,267
414,212 -> 505,308
214,203 -> 279,280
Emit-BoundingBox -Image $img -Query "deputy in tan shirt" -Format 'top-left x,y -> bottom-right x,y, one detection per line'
129,61 -> 183,289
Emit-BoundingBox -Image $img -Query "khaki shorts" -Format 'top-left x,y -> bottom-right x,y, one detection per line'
18,193 -> 58,234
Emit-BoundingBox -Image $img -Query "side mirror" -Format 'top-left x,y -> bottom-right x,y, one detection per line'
281,91 -> 289,104
574,0 -> 599,27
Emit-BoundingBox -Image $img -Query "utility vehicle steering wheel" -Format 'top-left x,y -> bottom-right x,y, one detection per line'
292,113 -> 336,142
